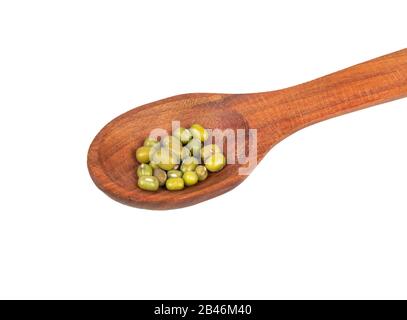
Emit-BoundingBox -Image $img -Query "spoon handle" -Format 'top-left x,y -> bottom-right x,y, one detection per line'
248,49 -> 407,138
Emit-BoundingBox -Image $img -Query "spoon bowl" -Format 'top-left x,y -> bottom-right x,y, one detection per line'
88,49 -> 407,210
88,93 -> 251,209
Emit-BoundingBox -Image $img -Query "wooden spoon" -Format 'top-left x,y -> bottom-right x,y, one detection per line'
88,49 -> 407,210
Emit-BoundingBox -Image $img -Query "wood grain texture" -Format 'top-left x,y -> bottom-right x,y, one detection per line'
88,49 -> 407,210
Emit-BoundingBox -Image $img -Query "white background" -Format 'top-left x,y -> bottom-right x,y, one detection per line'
0,0 -> 406,299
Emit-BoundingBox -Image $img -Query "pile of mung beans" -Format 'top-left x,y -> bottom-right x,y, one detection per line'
135,124 -> 226,191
